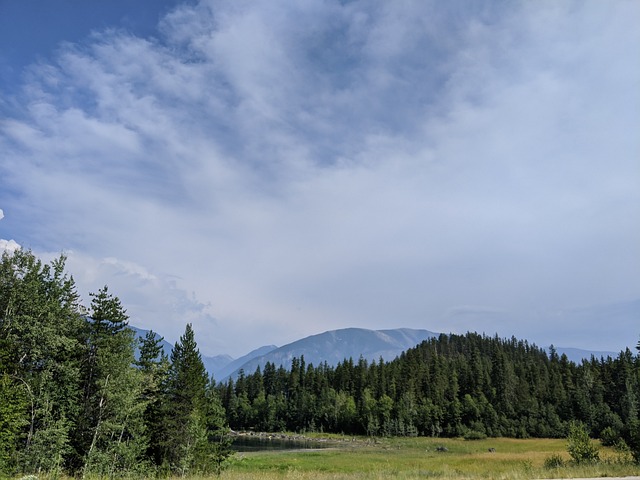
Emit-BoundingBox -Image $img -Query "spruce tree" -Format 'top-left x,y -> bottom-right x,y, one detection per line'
165,323 -> 232,475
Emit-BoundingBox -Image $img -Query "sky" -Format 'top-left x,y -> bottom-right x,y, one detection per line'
1,0 -> 639,358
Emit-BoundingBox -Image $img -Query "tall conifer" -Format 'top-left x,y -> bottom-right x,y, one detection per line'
165,323 -> 231,475
78,287 -> 147,476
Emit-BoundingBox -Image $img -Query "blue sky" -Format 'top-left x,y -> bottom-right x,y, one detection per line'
0,0 -> 184,91
1,0 -> 639,357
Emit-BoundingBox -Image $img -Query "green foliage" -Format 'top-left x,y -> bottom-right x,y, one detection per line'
567,421 -> 599,464
463,429 -> 488,441
544,453 -> 565,469
137,330 -> 170,466
204,381 -> 234,475
0,250 -> 84,474
163,324 -> 233,475
74,287 -> 149,477
218,332 -> 640,444
0,251 -> 235,478
0,374 -> 28,474
626,419 -> 640,464
600,426 -> 620,447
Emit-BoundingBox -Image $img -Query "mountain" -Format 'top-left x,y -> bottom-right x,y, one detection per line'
202,354 -> 234,377
553,347 -> 618,364
131,325 -> 624,382
130,326 -> 272,379
131,326 -> 235,377
223,327 -> 439,380
131,326 -> 173,357
215,345 -> 278,381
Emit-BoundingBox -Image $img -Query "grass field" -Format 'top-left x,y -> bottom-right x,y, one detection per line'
13,436 -> 640,479
217,436 -> 640,480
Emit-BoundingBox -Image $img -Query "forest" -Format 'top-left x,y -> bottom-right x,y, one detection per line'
1,249 -> 639,478
0,250 -> 231,477
220,333 -> 640,447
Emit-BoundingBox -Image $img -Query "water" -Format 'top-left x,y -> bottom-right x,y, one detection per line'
231,435 -> 333,452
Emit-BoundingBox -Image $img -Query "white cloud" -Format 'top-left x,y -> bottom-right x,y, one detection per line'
1,1 -> 638,355
50,251 -> 219,351
0,239 -> 21,253
0,209 -> 21,253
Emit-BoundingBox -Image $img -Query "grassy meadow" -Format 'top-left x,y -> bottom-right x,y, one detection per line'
217,435 -> 640,480
13,435 -> 640,480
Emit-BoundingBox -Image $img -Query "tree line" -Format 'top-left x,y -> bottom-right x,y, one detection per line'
0,250 -> 231,477
217,323 -> 640,459
1,249 -> 639,478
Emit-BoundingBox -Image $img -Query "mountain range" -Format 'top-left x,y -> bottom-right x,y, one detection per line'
131,326 -> 619,382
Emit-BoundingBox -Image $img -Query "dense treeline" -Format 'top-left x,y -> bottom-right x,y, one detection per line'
218,329 -> 640,457
0,250 -> 231,477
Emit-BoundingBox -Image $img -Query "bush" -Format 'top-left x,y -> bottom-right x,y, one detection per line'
600,426 -> 620,447
544,453 -> 565,469
567,422 -> 599,464
463,429 -> 487,440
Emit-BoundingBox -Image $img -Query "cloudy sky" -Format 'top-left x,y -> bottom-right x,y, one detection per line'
1,0 -> 639,358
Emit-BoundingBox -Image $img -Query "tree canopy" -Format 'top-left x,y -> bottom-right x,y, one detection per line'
0,250 -> 231,477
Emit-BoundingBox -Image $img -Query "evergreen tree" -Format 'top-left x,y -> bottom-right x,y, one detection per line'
567,421 -> 600,464
165,323 -> 232,475
77,287 -> 147,476
137,330 -> 171,467
204,379 -> 233,475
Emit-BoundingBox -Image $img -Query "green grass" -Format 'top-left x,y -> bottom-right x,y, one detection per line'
219,436 -> 640,480
14,436 -> 640,479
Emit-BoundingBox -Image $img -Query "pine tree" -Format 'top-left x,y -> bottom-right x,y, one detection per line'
78,287 -> 147,476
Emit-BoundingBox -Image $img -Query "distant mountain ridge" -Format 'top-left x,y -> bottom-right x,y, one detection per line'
131,327 -> 173,358
130,326 -> 620,381
551,346 -> 617,364
129,326 -> 271,378
215,345 -> 278,381
222,327 -> 439,380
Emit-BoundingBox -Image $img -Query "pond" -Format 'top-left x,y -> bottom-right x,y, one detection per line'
231,434 -> 334,452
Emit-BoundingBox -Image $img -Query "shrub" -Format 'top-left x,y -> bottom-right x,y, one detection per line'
600,426 -> 620,447
463,430 -> 487,441
626,419 -> 640,464
544,453 -> 565,469
567,421 -> 599,464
